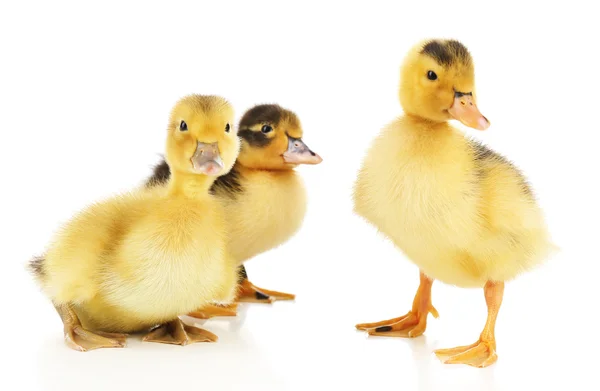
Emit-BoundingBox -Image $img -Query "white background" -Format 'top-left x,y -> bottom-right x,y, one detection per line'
1,1 -> 598,390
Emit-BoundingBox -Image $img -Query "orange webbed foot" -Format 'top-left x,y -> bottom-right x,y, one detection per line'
356,306 -> 438,338
434,338 -> 498,368
237,279 -> 295,304
187,303 -> 238,319
356,272 -> 437,338
142,318 -> 218,345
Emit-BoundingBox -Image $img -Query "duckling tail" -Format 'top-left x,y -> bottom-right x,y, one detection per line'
27,255 -> 46,280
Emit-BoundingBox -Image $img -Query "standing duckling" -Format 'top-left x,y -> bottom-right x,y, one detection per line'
353,39 -> 556,367
147,104 -> 322,316
29,94 -> 241,351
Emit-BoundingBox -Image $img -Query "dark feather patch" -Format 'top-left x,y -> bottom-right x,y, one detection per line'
422,40 -> 453,66
470,140 -> 534,199
421,39 -> 471,67
239,104 -> 284,129
238,129 -> 273,148
29,255 -> 45,277
145,158 -> 243,198
445,40 -> 471,64
211,166 -> 243,197
237,264 -> 249,284
145,159 -> 171,188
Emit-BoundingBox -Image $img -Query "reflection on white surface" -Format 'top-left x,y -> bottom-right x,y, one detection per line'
34,309 -> 288,391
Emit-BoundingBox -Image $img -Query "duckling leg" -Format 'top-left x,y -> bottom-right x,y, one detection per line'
55,304 -> 127,352
187,303 -> 238,319
434,281 -> 503,368
236,265 -> 295,303
142,318 -> 218,345
356,271 -> 438,337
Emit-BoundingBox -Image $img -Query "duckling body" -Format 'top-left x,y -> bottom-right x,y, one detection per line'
42,185 -> 233,334
218,166 -> 307,265
354,39 -> 556,367
30,95 -> 241,350
147,103 -> 321,310
354,117 -> 550,287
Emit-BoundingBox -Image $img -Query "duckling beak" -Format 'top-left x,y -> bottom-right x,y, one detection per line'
447,92 -> 490,130
282,137 -> 323,165
190,141 -> 224,176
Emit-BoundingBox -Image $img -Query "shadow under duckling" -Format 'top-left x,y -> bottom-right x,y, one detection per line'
353,39 -> 557,367
146,104 -> 322,317
28,94 -> 241,351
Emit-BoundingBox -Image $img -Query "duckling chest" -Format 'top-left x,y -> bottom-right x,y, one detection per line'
355,127 -> 481,250
224,171 -> 307,263
106,201 -> 229,316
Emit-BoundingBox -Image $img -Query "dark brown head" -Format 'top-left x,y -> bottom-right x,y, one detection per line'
236,104 -> 322,170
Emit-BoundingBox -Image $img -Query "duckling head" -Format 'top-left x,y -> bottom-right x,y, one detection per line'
235,104 -> 322,170
165,94 -> 240,177
399,39 -> 490,130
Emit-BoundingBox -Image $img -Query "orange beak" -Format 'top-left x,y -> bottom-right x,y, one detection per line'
448,92 -> 490,131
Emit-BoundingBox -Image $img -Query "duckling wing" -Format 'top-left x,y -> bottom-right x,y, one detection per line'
468,141 -> 556,281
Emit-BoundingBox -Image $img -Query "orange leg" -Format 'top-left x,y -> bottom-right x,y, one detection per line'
434,280 -> 504,368
356,271 -> 439,337
55,304 -> 127,352
186,303 -> 239,319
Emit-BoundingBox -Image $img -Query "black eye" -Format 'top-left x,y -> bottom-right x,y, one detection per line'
179,120 -> 188,131
427,70 -> 438,81
225,123 -> 230,133
261,125 -> 273,133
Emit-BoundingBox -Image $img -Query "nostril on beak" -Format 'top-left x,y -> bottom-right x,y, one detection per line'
460,101 -> 466,106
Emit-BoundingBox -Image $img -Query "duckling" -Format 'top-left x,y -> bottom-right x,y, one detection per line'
146,104 -> 322,316
29,94 -> 241,351
353,39 -> 556,367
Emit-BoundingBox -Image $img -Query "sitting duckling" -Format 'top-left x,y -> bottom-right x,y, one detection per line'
353,39 -> 556,367
147,104 -> 322,316
29,94 -> 241,351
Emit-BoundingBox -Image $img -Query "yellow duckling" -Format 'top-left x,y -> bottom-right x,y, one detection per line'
353,39 -> 556,367
29,94 -> 241,351
147,104 -> 322,317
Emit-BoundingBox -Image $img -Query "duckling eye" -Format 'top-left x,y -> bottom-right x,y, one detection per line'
179,120 -> 188,131
261,125 -> 273,133
427,70 -> 438,81
225,123 -> 230,133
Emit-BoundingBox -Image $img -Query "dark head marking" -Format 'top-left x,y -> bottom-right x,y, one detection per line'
239,104 -> 284,129
421,39 -> 471,67
237,104 -> 300,149
238,129 -> 273,148
237,104 -> 286,148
